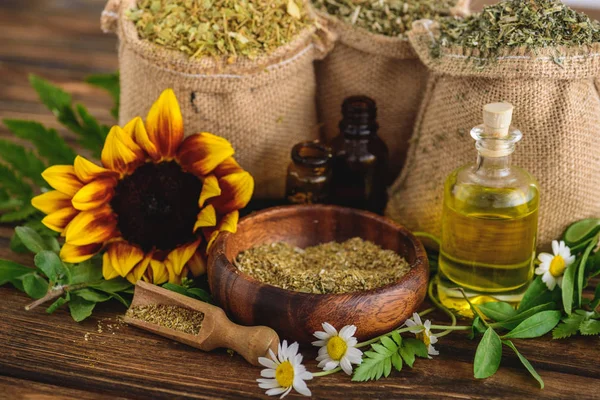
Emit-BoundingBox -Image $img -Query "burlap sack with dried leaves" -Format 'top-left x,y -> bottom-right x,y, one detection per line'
386,20 -> 600,246
312,0 -> 470,181
102,0 -> 332,198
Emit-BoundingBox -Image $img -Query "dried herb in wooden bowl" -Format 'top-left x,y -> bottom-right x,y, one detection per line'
235,237 -> 411,294
126,0 -> 310,59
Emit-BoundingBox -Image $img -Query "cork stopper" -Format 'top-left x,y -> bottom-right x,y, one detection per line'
483,103 -> 514,137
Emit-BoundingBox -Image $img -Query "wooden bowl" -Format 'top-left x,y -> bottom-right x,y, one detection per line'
207,205 -> 429,343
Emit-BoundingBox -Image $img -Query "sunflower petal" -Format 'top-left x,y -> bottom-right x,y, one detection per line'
101,125 -> 145,174
41,206 -> 79,232
106,241 -> 145,277
64,206 -> 117,246
71,178 -> 117,211
188,252 -> 207,277
124,116 -> 160,161
204,211 -> 239,251
127,253 -> 152,284
177,132 -> 235,176
60,242 -> 102,264
32,191 -> 72,215
73,156 -> 118,183
165,239 -> 201,276
194,204 -> 217,232
146,89 -> 184,159
199,175 -> 221,208
102,251 -> 121,280
148,259 -> 169,285
42,165 -> 84,197
213,171 -> 254,214
213,157 -> 244,178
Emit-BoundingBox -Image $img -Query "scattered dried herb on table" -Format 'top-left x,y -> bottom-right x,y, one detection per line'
433,0 -> 600,60
127,304 -> 205,335
312,0 -> 458,38
235,238 -> 411,294
126,0 -> 310,60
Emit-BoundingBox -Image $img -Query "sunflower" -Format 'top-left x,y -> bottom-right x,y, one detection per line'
31,89 -> 253,285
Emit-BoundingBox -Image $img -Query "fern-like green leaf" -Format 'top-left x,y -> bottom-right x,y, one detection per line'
0,164 -> 32,199
0,139 -> 47,187
0,205 -> 38,223
352,338 -> 399,382
3,120 -> 76,165
552,312 -> 585,339
579,319 -> 600,336
85,72 -> 120,120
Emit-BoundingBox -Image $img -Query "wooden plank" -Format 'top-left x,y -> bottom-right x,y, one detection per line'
0,375 -> 128,400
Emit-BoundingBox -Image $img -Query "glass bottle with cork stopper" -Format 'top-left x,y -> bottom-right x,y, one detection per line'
330,96 -> 389,214
285,141 -> 333,205
436,102 -> 540,316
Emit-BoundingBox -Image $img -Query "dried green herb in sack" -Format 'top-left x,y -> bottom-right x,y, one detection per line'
433,0 -> 600,60
235,238 -> 411,294
126,0 -> 310,59
127,304 -> 205,335
312,0 -> 458,38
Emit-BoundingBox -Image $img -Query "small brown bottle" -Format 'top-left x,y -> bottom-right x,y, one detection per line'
330,96 -> 389,214
285,141 -> 333,205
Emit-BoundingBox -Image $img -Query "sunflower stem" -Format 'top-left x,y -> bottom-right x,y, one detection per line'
24,283 -> 88,311
312,367 -> 342,377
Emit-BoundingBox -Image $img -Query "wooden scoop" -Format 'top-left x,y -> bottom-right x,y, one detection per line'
123,281 -> 279,366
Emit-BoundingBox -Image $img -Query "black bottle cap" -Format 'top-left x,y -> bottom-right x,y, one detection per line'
339,96 -> 378,137
291,140 -> 332,168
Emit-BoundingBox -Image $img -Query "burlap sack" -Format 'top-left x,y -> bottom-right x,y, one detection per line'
102,0 -> 331,198
313,1 -> 470,181
387,20 -> 600,246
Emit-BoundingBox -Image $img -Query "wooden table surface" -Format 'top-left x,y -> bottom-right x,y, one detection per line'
1,1 -> 599,399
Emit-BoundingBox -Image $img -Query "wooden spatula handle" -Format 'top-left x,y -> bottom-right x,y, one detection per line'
226,325 -> 280,366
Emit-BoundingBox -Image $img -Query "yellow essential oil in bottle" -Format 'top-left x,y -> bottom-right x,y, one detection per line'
436,103 -> 539,317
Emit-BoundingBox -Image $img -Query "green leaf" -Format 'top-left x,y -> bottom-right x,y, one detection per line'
0,164 -> 32,199
372,343 -> 393,356
591,285 -> 600,310
578,237 -> 598,305
502,310 -> 562,339
469,316 -> 488,339
0,205 -> 38,223
15,226 -> 50,253
68,260 -> 103,284
563,218 -> 600,246
391,330 -> 402,346
86,72 -> 120,120
518,277 -> 560,313
107,291 -> 132,308
0,139 -> 46,187
3,120 -> 76,165
29,74 -> 72,114
579,319 -> 600,335
46,296 -> 68,314
383,357 -> 392,378
502,340 -> 544,388
399,341 -> 416,368
0,259 -> 33,286
73,288 -> 111,303
552,313 -> 585,339
391,352 -> 402,372
163,283 -> 189,296
404,338 -> 429,359
492,302 -> 558,330
474,328 -> 502,379
34,251 -> 66,281
477,302 -> 517,322
562,259 -> 578,315
187,288 -> 212,303
89,278 -> 132,293
69,294 -> 96,322
22,273 -> 48,299
380,336 -> 398,353
352,358 -> 384,382
75,104 -> 108,157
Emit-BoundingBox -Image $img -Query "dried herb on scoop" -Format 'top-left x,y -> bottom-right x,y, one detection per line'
126,0 -> 310,60
433,0 -> 600,59
312,0 -> 459,38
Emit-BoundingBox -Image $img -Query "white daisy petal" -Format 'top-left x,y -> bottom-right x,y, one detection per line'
405,319 -> 417,327
322,322 -> 338,335
259,357 -> 278,369
316,354 -> 329,363
412,312 -> 423,325
430,335 -> 439,345
280,386 -> 293,399
258,380 -> 281,389
340,357 -> 353,375
287,342 -> 299,358
317,358 -> 330,367
428,344 -> 439,356
312,340 -> 327,347
293,376 -> 312,397
261,369 -> 276,378
557,276 -> 564,288
339,325 -> 357,340
424,320 -> 431,330
565,254 -> 576,266
542,271 -> 556,291
346,337 -> 358,347
313,331 -> 330,340
299,371 -> 313,380
318,347 -> 328,356
323,360 -> 339,371
538,253 -> 553,264
552,240 -> 559,255
535,265 -> 548,275
294,352 -> 303,366
265,387 -> 286,397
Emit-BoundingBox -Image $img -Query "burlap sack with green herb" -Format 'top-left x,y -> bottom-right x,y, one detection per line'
102,0 -> 331,198
386,20 -> 600,246
312,0 -> 470,180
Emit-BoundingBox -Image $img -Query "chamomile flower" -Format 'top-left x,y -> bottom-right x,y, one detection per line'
257,340 -> 312,398
312,322 -> 363,375
405,312 -> 439,358
535,240 -> 576,291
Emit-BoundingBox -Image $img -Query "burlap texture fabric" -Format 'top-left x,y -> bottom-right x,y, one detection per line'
102,0 -> 331,198
387,20 -> 600,246
313,0 -> 470,181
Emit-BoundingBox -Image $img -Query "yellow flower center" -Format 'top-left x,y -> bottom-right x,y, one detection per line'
327,336 -> 348,361
275,361 -> 295,388
549,255 -> 566,277
417,331 -> 431,347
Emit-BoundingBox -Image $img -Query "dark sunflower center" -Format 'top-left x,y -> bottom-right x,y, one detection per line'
110,162 -> 202,253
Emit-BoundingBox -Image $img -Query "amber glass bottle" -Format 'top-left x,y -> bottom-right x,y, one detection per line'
285,141 -> 333,205
330,96 -> 389,214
